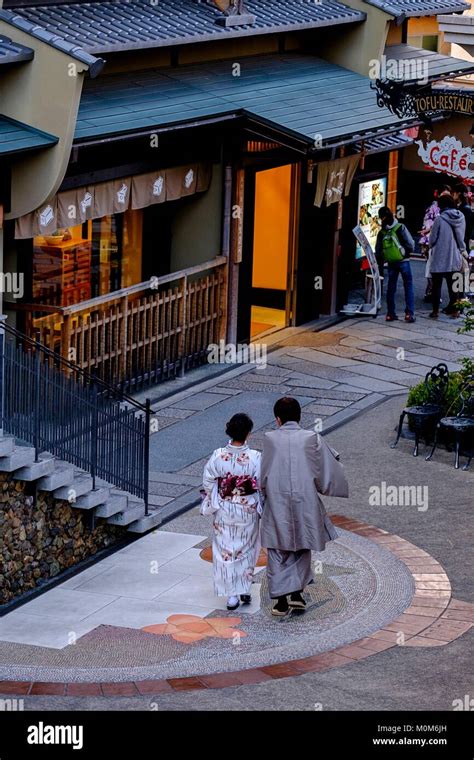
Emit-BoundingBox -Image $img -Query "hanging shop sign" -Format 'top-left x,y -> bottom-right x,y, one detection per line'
415,135 -> 474,181
372,80 -> 474,121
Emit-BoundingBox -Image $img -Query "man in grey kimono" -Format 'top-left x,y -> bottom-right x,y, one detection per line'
260,397 -> 349,616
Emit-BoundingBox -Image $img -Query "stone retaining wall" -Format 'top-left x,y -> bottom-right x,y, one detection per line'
0,474 -> 124,605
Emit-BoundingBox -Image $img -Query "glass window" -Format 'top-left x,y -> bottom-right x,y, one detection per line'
32,209 -> 143,306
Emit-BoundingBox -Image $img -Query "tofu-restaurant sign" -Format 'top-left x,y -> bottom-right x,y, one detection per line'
415,135 -> 474,181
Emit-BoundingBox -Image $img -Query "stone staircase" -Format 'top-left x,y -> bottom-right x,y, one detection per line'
0,436 -> 159,534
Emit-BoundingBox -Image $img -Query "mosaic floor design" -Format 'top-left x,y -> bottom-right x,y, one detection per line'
0,530 -> 414,682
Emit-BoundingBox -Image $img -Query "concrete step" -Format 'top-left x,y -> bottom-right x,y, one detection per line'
0,447 -> 36,472
107,501 -> 145,527
0,437 -> 15,457
37,463 -> 75,492
127,511 -> 162,533
53,475 -> 93,502
14,454 -> 55,481
94,495 -> 128,519
74,487 -> 111,510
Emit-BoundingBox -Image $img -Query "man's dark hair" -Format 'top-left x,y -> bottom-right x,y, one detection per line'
378,206 -> 394,227
274,397 -> 301,424
438,194 -> 456,211
225,413 -> 253,442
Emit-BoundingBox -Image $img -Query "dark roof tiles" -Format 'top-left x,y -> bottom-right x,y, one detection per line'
75,53 -> 417,146
14,0 -> 366,54
0,8 -> 105,76
0,33 -> 34,65
0,115 -> 58,156
364,0 -> 469,23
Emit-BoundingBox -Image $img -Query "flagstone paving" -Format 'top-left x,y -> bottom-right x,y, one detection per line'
145,296 -> 473,518
0,264 -> 472,707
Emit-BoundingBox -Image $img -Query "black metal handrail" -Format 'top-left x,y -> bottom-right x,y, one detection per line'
0,322 -> 151,514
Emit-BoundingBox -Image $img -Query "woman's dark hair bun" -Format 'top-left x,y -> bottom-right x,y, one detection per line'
226,413 -> 253,441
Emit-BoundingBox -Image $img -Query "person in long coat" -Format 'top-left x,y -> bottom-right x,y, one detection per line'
260,397 -> 349,617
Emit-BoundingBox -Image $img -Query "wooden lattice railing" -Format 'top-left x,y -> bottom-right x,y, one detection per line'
13,257 -> 227,392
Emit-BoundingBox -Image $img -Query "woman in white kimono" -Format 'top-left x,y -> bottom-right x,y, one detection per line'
201,413 -> 262,611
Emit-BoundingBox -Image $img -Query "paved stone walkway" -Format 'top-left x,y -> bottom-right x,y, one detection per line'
1,264 -> 472,708
146,301 -> 474,524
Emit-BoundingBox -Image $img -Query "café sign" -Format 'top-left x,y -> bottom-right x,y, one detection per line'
415,135 -> 474,180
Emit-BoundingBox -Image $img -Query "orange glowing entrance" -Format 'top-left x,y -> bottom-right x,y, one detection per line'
249,164 -> 296,338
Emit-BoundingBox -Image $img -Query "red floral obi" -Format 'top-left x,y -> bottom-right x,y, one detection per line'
218,474 -> 258,499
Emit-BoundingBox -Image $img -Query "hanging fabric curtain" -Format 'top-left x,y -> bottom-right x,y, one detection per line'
314,155 -> 360,208
15,163 -> 212,239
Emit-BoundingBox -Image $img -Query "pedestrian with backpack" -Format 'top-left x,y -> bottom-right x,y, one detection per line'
375,207 -> 416,323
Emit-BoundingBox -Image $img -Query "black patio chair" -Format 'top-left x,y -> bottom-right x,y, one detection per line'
391,363 -> 449,457
426,379 -> 474,470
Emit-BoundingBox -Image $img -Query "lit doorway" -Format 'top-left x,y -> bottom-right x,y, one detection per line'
250,164 -> 293,338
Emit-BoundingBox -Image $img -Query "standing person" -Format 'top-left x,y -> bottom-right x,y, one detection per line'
260,397 -> 349,617
375,207 -> 416,323
452,183 -> 472,251
201,413 -> 262,611
419,186 -> 451,302
429,194 -> 466,319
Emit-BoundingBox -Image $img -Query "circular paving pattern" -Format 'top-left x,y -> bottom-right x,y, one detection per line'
0,528 -> 414,683
0,516 -> 472,696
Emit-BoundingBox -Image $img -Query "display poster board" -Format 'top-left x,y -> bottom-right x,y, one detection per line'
356,177 -> 387,259
340,225 -> 382,316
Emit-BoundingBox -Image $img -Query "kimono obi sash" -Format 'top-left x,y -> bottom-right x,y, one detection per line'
218,474 -> 258,500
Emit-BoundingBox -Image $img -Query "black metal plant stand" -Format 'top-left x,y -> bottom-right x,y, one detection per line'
391,363 -> 449,457
426,380 -> 474,470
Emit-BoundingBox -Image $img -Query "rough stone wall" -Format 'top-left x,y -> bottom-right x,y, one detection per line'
0,474 -> 124,605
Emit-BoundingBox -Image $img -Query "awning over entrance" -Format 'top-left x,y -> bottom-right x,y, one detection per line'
0,115 -> 58,156
384,43 -> 474,81
76,53 -> 422,150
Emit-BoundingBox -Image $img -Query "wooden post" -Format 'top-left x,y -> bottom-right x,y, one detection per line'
119,295 -> 128,383
227,165 -> 244,345
178,274 -> 187,377
61,313 -> 72,370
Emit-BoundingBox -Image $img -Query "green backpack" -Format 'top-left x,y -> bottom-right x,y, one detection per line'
382,223 -> 404,263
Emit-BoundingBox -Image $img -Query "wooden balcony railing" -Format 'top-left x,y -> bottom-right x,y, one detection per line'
12,257 -> 228,392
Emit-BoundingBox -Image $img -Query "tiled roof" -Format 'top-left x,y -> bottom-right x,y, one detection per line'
12,0 -> 366,54
0,8 -> 104,76
0,115 -> 58,155
75,53 -> 418,147
0,33 -> 34,65
385,43 -> 474,79
364,0 -> 469,23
